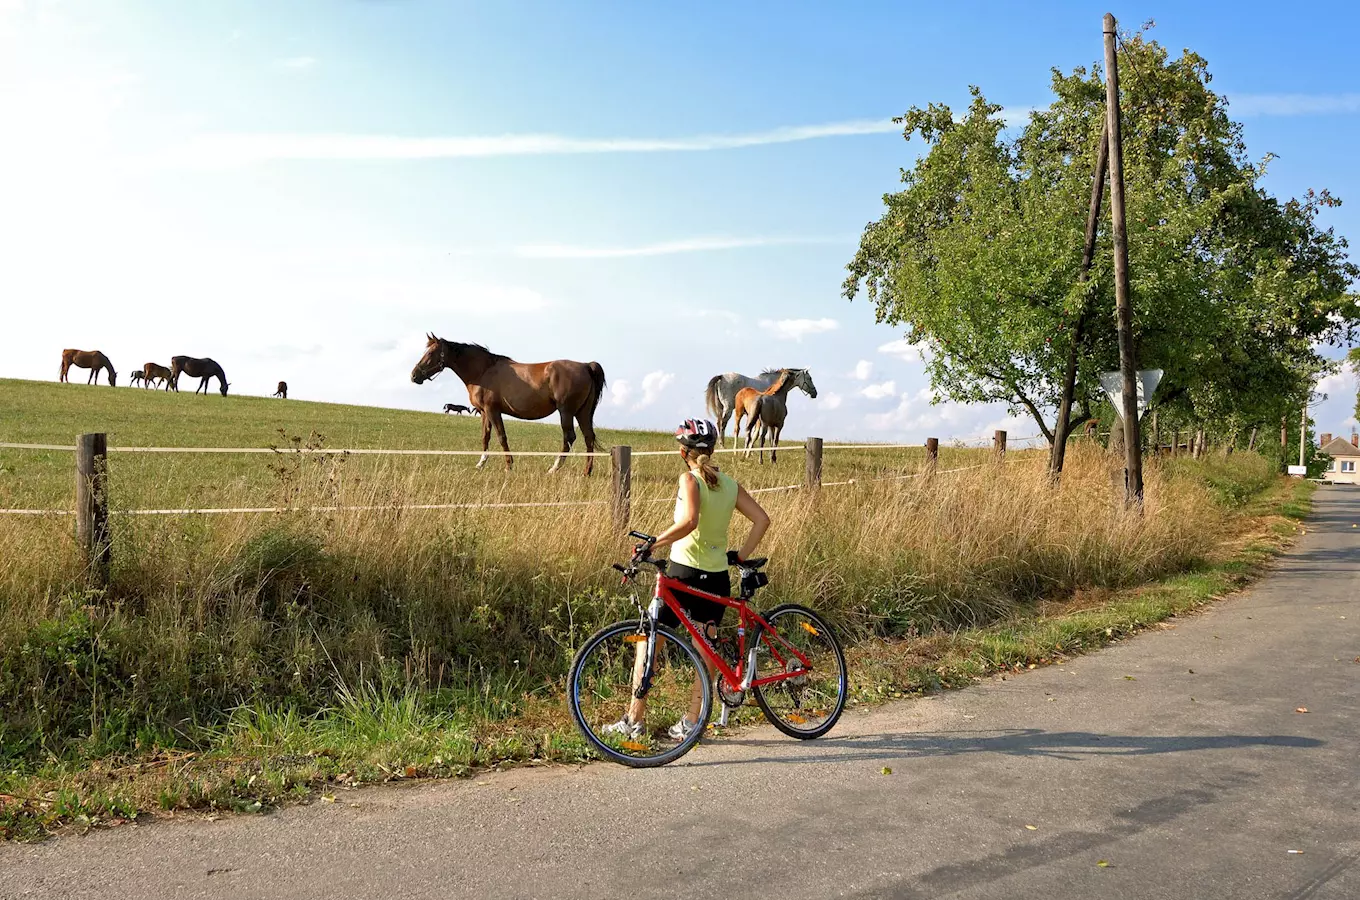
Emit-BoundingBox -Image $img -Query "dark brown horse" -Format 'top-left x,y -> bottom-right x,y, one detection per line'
170,356 -> 229,395
410,335 -> 606,474
60,349 -> 117,385
142,362 -> 173,390
273,381 -> 288,399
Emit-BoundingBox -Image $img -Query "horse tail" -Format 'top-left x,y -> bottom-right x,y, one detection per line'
586,362 -> 607,417
705,375 -> 723,419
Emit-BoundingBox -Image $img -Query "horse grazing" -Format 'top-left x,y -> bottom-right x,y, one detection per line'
59,349 -> 117,386
411,334 -> 606,475
443,403 -> 472,415
705,368 -> 816,446
142,362 -> 173,390
128,371 -> 144,387
170,356 -> 229,396
732,368 -> 817,463
273,381 -> 288,399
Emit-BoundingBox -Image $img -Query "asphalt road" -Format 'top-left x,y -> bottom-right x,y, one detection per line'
3,487 -> 1357,900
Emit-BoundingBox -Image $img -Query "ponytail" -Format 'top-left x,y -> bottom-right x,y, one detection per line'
685,448 -> 721,489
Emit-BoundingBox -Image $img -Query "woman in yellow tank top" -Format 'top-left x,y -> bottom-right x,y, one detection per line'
606,418 -> 769,741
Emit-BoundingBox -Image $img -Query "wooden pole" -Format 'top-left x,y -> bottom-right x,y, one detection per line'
1299,404 -> 1307,468
610,446 -> 631,533
1050,121 -> 1110,481
925,437 -> 939,477
1247,426 -> 1258,452
1104,12 -> 1143,508
804,437 -> 823,490
1150,411 -> 1160,458
993,430 -> 1007,459
76,432 -> 110,587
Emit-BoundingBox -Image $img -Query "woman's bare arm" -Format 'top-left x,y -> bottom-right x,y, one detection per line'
733,485 -> 769,561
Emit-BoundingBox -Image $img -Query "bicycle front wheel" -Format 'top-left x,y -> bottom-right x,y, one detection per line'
751,604 -> 848,739
568,620 -> 712,768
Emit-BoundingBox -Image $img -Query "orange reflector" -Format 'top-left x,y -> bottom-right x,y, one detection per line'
801,622 -> 820,636
621,740 -> 648,752
786,713 -> 807,725
623,635 -> 647,643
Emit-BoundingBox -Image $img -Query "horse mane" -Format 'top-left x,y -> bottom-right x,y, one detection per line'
442,339 -> 511,363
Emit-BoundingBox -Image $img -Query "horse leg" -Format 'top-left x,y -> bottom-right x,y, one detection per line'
87,368 -> 95,385
717,403 -> 730,448
477,413 -> 492,469
549,408 -> 574,474
491,411 -> 512,470
577,411 -> 598,477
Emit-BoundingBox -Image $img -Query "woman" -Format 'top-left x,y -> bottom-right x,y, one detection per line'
607,418 -> 770,740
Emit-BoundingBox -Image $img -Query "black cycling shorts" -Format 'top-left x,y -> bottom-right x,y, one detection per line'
660,562 -> 731,632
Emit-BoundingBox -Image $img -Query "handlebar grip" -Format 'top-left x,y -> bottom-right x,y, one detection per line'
629,531 -> 656,542
612,564 -> 628,573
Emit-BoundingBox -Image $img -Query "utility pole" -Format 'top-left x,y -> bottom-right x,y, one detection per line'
1104,12 -> 1143,509
1299,403 -> 1307,468
1049,120 -> 1109,482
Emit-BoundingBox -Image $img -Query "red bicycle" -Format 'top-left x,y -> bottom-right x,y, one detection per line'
568,531 -> 848,767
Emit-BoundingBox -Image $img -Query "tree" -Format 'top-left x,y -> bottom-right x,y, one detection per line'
844,28 -> 1359,475
1351,347 -> 1360,423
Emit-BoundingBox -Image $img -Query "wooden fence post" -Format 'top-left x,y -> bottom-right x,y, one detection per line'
804,437 -> 823,490
610,446 -> 631,533
76,432 -> 110,587
1247,426 -> 1258,452
1171,430 -> 1180,457
993,430 -> 1007,459
925,437 -> 939,477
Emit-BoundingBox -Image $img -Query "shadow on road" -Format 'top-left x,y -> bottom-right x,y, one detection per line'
691,728 -> 1323,767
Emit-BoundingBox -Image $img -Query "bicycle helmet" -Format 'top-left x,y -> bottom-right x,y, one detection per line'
674,418 -> 718,449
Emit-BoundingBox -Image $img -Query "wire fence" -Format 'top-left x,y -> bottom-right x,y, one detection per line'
0,431 -> 1043,518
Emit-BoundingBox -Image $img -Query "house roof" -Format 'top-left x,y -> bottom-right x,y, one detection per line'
1320,436 -> 1360,457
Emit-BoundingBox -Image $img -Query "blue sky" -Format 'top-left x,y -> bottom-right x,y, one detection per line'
3,0 -> 1358,443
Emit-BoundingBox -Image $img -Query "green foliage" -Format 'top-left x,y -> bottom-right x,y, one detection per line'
844,27 -> 1360,444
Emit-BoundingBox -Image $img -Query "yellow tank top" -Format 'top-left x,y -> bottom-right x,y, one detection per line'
670,470 -> 739,573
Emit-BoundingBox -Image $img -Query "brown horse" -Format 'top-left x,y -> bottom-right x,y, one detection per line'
142,362 -> 173,390
170,356 -> 229,395
410,334 -> 606,474
273,381 -> 288,399
59,349 -> 117,386
128,371 -> 145,387
732,368 -> 816,463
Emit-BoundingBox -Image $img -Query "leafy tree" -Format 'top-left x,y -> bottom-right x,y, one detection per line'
1351,347 -> 1360,423
844,28 -> 1359,474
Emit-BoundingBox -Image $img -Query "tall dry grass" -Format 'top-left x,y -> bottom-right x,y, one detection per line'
0,443 -> 1265,767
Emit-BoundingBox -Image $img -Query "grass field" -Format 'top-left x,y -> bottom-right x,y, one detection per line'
0,376 -> 1300,839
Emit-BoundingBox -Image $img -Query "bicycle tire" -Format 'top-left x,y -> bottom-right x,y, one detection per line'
751,604 -> 848,740
568,620 -> 712,768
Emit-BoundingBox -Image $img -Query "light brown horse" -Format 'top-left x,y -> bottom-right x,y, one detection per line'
170,356 -> 229,395
59,349 -> 117,386
410,334 -> 606,474
142,362 -> 173,390
273,381 -> 288,399
732,368 -> 816,463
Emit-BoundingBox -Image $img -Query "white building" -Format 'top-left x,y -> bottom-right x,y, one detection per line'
1318,432 -> 1360,485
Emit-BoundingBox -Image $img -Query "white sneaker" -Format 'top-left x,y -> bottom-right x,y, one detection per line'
667,717 -> 698,741
602,718 -> 643,740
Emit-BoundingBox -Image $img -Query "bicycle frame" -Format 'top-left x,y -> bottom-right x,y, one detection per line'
635,568 -> 813,701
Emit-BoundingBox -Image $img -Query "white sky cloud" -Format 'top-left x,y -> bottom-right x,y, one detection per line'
1230,92 -> 1360,116
636,370 -> 675,410
860,380 -> 897,400
515,235 -> 846,259
820,391 -> 843,410
151,119 -> 903,168
850,359 -> 873,380
761,318 -> 839,342
878,337 -> 933,364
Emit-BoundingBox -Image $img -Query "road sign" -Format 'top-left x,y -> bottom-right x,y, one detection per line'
1099,369 -> 1163,418
1286,465 -> 1307,477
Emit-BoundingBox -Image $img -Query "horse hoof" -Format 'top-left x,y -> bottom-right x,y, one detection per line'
476,455 -> 489,469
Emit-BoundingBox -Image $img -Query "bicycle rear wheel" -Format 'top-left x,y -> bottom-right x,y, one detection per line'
751,604 -> 848,739
568,620 -> 712,768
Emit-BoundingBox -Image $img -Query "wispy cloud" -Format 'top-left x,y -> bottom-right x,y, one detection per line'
1229,92 -> 1360,117
153,118 -> 900,168
760,318 -> 839,342
878,337 -> 932,364
860,380 -> 897,400
515,235 -> 847,259
610,370 -> 675,410
849,360 -> 874,380
277,56 -> 317,70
